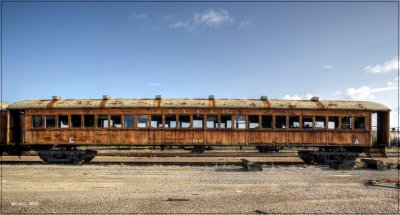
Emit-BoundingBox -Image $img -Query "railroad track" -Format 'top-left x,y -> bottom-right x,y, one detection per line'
18,151 -> 400,158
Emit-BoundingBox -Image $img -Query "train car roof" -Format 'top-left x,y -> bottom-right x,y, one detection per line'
7,98 -> 390,111
1,102 -> 9,110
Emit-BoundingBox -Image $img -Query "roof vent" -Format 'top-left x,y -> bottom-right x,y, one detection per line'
103,95 -> 111,100
209,95 -> 215,100
311,96 -> 319,101
260,96 -> 268,100
155,95 -> 161,100
52,96 -> 61,101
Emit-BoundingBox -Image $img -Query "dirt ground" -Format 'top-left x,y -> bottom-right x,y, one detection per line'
1,160 -> 399,214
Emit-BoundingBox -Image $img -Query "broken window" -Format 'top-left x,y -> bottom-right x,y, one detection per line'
58,115 -> 69,128
179,115 -> 190,128
302,116 -> 313,129
262,115 -> 273,128
193,115 -> 204,128
248,115 -> 259,129
32,115 -> 42,128
206,115 -> 218,128
124,115 -> 135,128
97,115 -> 108,128
165,115 -> 176,128
45,115 -> 56,128
341,116 -> 352,129
289,116 -> 300,128
110,115 -> 122,128
151,115 -> 163,128
138,115 -> 149,128
234,115 -> 246,129
354,117 -> 365,129
315,116 -> 326,129
328,116 -> 339,129
220,115 -> 232,128
84,115 -> 94,128
71,115 -> 82,128
275,116 -> 286,128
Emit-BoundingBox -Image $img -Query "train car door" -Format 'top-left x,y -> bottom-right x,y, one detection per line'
8,110 -> 24,145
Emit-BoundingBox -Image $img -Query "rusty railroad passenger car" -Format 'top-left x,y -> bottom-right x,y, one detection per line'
2,96 -> 391,163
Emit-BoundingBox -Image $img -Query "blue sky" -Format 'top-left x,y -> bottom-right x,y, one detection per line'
2,2 -> 399,126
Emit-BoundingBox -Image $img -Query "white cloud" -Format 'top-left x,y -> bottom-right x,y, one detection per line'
343,86 -> 375,101
147,83 -> 160,86
171,9 -> 240,32
365,56 -> 399,74
130,12 -> 149,20
387,76 -> 399,86
342,85 -> 397,101
283,95 -> 301,100
170,21 -> 188,28
322,65 -> 333,69
238,21 -> 250,28
283,93 -> 315,100
193,9 -> 234,27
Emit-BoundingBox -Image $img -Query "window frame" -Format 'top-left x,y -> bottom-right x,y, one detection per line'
248,115 -> 260,129
137,114 -> 150,129
123,114 -> 135,129
32,115 -> 43,129
164,114 -> 177,129
206,115 -> 218,129
178,115 -> 191,129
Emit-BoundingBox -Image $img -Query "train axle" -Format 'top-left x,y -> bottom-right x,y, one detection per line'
37,149 -> 97,164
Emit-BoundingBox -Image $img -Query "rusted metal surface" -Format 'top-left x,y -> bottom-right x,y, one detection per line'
4,97 -> 390,151
7,98 -> 390,111
20,107 -> 374,148
1,102 -> 9,110
0,103 -> 9,144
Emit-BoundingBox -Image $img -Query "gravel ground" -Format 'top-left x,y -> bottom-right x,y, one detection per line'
1,164 -> 399,214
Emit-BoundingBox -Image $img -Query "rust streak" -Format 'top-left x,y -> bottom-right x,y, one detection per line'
314,101 -> 325,109
99,100 -> 108,109
261,100 -> 270,108
153,99 -> 161,108
46,101 -> 57,109
208,99 -> 215,108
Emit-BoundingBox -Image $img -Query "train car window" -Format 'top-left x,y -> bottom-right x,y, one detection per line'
248,115 -> 259,129
315,116 -> 326,129
151,115 -> 163,128
97,115 -> 108,128
206,115 -> 218,128
45,115 -> 56,128
302,116 -> 313,129
328,116 -> 339,129
110,115 -> 122,128
137,115 -> 149,128
220,115 -> 232,128
275,116 -> 286,128
193,115 -> 204,128
262,115 -> 273,128
354,117 -> 365,129
341,116 -> 352,130
32,115 -> 43,128
84,115 -> 95,128
58,115 -> 69,128
165,115 -> 176,128
179,115 -> 190,128
71,115 -> 82,128
124,115 -> 135,128
234,115 -> 246,129
289,116 -> 300,128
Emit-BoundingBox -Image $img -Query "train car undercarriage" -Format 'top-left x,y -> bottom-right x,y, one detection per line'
1,144 -> 380,165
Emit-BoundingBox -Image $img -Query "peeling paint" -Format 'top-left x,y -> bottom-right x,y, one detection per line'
6,99 -> 391,111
